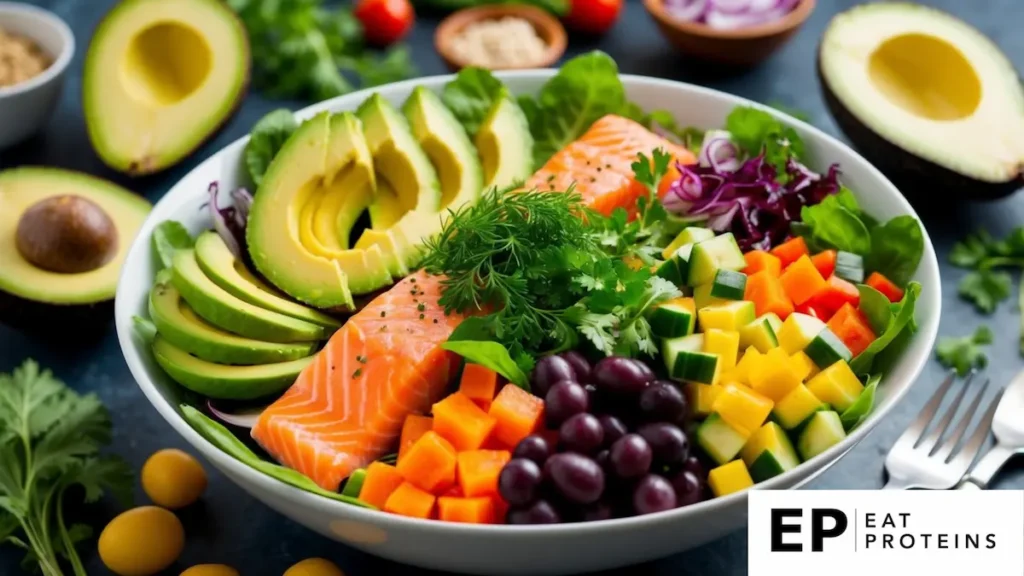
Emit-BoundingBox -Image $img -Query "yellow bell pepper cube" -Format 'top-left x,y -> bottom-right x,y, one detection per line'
698,300 -> 756,332
806,361 -> 864,413
704,329 -> 740,375
772,384 -> 826,430
722,346 -> 761,386
789,351 -> 819,382
712,382 -> 773,433
708,460 -> 754,497
748,347 -> 802,401
686,383 -> 721,418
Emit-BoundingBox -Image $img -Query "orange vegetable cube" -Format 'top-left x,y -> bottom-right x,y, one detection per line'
398,414 -> 434,462
744,270 -> 794,320
779,254 -> 827,305
384,482 -> 436,519
460,363 -> 501,412
743,250 -> 782,277
770,236 -> 809,268
437,496 -> 497,524
827,303 -> 877,357
433,392 -> 497,451
457,450 -> 511,498
810,250 -> 837,279
396,431 -> 457,493
866,272 -> 905,303
357,462 -> 405,509
488,384 -> 545,447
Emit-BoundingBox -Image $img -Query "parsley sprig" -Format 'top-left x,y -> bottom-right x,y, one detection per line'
936,326 -> 993,376
950,228 -> 1024,314
590,149 -> 673,263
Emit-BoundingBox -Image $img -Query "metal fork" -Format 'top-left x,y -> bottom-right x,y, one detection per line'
883,372 -> 1003,490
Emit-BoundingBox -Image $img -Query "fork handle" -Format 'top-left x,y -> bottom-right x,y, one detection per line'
955,443 -> 1016,490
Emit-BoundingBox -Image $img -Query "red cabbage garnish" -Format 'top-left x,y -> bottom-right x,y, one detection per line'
207,181 -> 253,260
662,156 -> 840,251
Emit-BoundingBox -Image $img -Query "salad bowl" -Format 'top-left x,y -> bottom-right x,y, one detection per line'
115,71 -> 941,575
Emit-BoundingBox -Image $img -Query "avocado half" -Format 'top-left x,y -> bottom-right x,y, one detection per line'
0,168 -> 151,338
818,3 -> 1024,200
83,0 -> 250,175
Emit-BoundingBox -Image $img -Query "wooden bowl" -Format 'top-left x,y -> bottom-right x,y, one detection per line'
435,5 -> 568,71
643,0 -> 816,66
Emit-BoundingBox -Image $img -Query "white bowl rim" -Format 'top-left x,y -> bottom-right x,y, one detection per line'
0,1 -> 75,98
115,70 -> 941,536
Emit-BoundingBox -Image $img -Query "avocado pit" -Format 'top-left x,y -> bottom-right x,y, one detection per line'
15,195 -> 119,274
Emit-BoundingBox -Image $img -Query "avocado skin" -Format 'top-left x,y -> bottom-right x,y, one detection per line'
816,51 -> 1022,202
0,290 -> 113,342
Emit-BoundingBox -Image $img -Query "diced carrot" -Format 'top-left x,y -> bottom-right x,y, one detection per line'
457,450 -> 511,498
398,415 -> 434,462
810,250 -> 837,279
827,303 -> 877,357
866,272 -> 904,303
384,482 -> 436,519
459,363 -> 501,412
770,237 -> 809,268
358,462 -> 405,509
743,250 -> 782,277
433,392 -> 497,451
437,496 -> 497,524
444,485 -> 464,498
779,254 -> 828,305
744,270 -> 794,320
796,301 -> 831,321
488,384 -> 545,447
812,275 -> 860,315
396,431 -> 457,493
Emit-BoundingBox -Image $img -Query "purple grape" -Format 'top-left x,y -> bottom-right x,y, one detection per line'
670,469 -> 703,507
637,422 -> 689,465
631,359 -> 657,384
593,357 -> 651,396
559,351 -> 593,383
532,356 -> 576,397
598,414 -> 628,447
513,435 -> 551,465
633,474 -> 677,515
584,384 -> 601,413
545,381 -> 589,426
608,434 -> 652,479
544,453 -> 605,504
682,455 -> 706,479
559,413 -> 604,454
581,501 -> 614,522
498,458 -> 542,507
638,381 -> 688,423
506,500 -> 561,524
594,449 -> 611,473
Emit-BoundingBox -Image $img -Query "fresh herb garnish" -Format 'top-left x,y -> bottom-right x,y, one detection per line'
936,325 -> 993,376
950,228 -> 1024,314
725,106 -> 805,173
0,360 -> 133,576
441,340 -> 530,390
959,268 -> 1012,314
245,109 -> 298,187
441,67 -> 506,137
152,220 -> 193,269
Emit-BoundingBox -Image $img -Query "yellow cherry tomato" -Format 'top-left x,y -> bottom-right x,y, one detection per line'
98,506 -> 185,576
284,558 -> 344,576
142,448 -> 208,509
180,565 -> 240,576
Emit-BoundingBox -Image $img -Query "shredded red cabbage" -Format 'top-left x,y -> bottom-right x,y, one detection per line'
662,156 -> 840,251
207,181 -> 253,260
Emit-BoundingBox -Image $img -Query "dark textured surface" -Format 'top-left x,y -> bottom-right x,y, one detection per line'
2,0 -> 1023,574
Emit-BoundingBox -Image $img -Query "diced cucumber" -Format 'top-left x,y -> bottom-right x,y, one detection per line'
806,361 -> 864,413
687,233 -> 746,286
648,298 -> 696,338
835,251 -> 864,283
686,383 -> 720,418
655,259 -> 682,285
698,300 -> 756,332
739,313 -> 782,353
342,468 -> 367,498
804,328 -> 852,369
776,313 -> 826,354
663,334 -> 719,384
772,384 -> 827,430
694,269 -> 747,309
657,244 -> 695,286
697,413 -> 752,465
797,411 -> 846,460
741,422 -> 800,482
663,227 -> 714,260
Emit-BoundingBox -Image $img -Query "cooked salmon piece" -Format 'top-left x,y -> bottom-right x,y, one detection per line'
251,271 -> 468,491
525,114 -> 697,216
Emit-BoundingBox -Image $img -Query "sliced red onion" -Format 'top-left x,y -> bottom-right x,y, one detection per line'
699,130 -> 741,173
231,187 -> 253,225
207,399 -> 266,429
664,0 -> 708,22
704,8 -> 773,29
710,0 -> 752,14
208,181 -> 251,260
747,0 -> 776,11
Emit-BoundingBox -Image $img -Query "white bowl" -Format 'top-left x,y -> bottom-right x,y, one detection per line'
115,72 -> 941,575
0,2 -> 74,149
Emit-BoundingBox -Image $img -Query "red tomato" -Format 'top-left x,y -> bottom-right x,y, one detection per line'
565,0 -> 623,35
354,0 -> 414,47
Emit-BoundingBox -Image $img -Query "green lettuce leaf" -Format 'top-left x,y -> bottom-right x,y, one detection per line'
442,340 -> 530,390
849,282 -> 921,374
866,215 -> 924,287
441,67 -> 505,137
245,109 -> 298,187
152,221 -> 193,270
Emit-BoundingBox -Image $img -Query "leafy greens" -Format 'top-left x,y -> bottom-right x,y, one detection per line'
849,281 -> 921,375
245,109 -> 298,187
152,221 -> 194,269
441,67 -> 506,137
950,228 -> 1024,314
936,325 -> 993,377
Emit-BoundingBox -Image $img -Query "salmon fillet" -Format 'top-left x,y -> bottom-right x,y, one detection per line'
526,114 -> 697,216
251,271 -> 467,491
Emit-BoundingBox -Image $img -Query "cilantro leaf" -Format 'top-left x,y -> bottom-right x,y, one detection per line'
245,109 -> 298,187
936,326 -> 993,376
441,67 -> 506,137
959,269 -> 1012,313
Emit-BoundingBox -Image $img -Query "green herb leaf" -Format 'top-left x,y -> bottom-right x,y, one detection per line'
725,106 -> 805,172
152,221 -> 193,269
850,282 -> 921,374
865,215 -> 924,287
839,374 -> 881,432
856,285 -> 893,334
245,109 -> 298,187
799,194 -> 871,255
441,67 -> 506,137
936,325 -> 993,376
442,340 -> 530,390
958,269 -> 1012,313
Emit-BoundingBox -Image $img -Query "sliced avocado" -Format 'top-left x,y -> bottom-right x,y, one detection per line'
83,0 -> 249,175
150,275 -> 316,365
194,231 -> 340,330
152,336 -> 312,400
368,180 -> 405,230
404,87 -> 483,211
172,249 -> 326,343
819,3 -> 1024,199
476,90 -> 534,190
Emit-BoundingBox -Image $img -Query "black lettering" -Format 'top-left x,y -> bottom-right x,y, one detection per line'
938,534 -> 948,549
865,534 -> 876,548
865,513 -> 875,528
881,513 -> 895,528
811,509 -> 848,552
900,534 -> 915,549
920,533 -> 931,548
899,512 -> 910,528
883,534 -> 894,548
966,534 -> 979,549
771,509 -> 803,552
987,534 -> 997,549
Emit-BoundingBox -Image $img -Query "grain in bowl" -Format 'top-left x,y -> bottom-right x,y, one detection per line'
449,16 -> 549,69
0,26 -> 51,88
